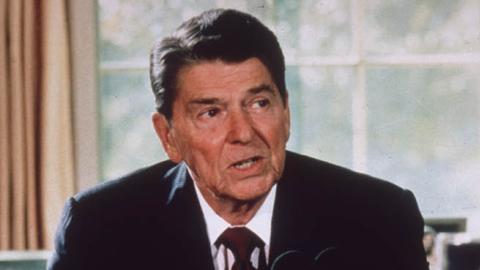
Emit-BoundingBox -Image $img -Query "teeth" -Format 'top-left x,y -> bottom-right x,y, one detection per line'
234,158 -> 257,169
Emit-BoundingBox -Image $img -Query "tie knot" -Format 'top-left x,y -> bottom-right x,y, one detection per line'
215,227 -> 265,264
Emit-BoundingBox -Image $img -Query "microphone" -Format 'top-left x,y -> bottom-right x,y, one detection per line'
270,250 -> 312,270
270,246 -> 339,270
312,246 -> 344,270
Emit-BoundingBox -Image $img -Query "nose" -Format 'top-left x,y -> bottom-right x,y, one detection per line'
226,109 -> 255,144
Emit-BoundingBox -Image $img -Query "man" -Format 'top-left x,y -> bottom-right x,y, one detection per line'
48,9 -> 428,270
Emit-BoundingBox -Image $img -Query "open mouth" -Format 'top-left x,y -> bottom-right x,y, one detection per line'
231,156 -> 262,169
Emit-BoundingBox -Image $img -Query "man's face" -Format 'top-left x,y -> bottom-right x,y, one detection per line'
153,57 -> 290,202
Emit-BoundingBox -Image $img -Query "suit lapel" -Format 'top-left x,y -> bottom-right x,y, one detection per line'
163,163 -> 215,270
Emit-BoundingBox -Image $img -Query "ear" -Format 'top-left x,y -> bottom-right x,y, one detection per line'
152,112 -> 183,163
283,95 -> 291,141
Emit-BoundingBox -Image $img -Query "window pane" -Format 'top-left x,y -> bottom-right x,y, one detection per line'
365,0 -> 480,55
99,70 -> 165,179
275,0 -> 352,60
206,0 -> 275,24
287,66 -> 354,168
98,0 -> 216,62
98,0 -> 275,62
366,67 -> 480,219
0,260 -> 46,270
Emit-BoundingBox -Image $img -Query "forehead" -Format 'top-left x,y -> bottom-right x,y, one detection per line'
175,58 -> 277,101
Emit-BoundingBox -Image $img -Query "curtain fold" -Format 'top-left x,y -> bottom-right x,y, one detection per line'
40,0 -> 75,250
0,0 -> 11,251
0,0 -> 75,250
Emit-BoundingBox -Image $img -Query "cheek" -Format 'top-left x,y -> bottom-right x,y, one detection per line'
251,114 -> 289,151
271,118 -> 290,145
176,122 -> 222,153
264,117 -> 289,170
175,133 -> 224,176
188,119 -> 228,146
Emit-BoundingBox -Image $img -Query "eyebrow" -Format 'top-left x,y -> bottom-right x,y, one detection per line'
188,97 -> 221,106
247,83 -> 275,96
187,83 -> 276,106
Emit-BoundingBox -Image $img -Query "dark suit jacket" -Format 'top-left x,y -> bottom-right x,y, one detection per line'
48,151 -> 428,270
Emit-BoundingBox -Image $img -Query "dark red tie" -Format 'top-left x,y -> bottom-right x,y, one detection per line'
215,227 -> 267,270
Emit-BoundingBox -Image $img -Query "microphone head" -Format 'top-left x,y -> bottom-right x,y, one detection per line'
312,246 -> 351,270
270,250 -> 312,270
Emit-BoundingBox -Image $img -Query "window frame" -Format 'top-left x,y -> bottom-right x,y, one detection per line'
69,0 -> 100,191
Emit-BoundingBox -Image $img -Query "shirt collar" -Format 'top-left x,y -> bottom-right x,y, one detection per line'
190,171 -> 276,247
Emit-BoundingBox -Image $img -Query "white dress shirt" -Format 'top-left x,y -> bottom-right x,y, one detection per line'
192,179 -> 276,270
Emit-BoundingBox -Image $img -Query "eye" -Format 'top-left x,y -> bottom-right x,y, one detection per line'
252,98 -> 270,109
199,108 -> 220,119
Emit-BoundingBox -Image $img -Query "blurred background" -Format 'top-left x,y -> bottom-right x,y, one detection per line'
0,0 -> 479,269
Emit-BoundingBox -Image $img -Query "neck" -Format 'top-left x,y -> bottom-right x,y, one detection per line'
198,186 -> 268,225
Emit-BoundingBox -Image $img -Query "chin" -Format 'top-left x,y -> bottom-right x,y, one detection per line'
230,193 -> 265,203
228,182 -> 272,202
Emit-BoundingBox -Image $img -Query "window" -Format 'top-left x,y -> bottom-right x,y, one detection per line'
97,0 -> 480,237
0,251 -> 49,270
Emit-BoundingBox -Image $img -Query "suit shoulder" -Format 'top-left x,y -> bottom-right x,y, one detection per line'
284,151 -> 405,197
280,152 -> 427,269
72,160 -> 178,213
282,151 -> 423,237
